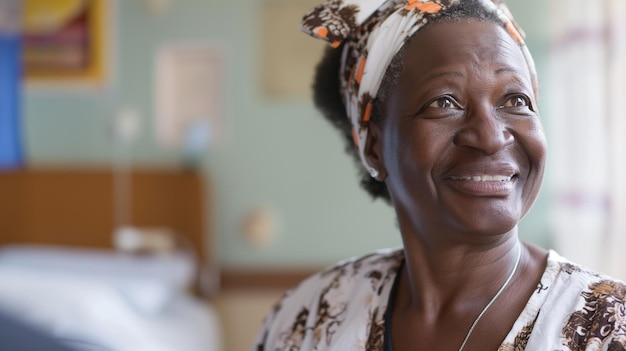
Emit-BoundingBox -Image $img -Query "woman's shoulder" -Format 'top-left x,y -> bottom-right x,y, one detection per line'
547,250 -> 626,292
276,247 -> 404,315
539,250 -> 626,349
297,247 -> 404,297
253,247 -> 404,351
317,247 -> 405,280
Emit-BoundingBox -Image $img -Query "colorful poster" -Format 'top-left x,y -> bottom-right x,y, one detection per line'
22,0 -> 108,85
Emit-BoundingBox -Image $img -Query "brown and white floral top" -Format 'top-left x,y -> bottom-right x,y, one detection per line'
253,248 -> 626,351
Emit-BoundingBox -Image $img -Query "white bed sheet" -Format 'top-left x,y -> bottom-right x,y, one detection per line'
0,246 -> 222,351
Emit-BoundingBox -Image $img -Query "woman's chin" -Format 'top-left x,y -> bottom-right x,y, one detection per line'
445,210 -> 520,241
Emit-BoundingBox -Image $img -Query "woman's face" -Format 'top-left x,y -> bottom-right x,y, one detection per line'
371,19 -> 547,239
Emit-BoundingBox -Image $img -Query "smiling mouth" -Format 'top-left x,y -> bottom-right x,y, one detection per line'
448,175 -> 515,182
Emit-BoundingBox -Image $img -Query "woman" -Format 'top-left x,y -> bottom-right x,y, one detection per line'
254,0 -> 626,350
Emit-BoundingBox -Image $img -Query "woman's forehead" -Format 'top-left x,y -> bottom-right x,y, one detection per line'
401,20 -> 531,82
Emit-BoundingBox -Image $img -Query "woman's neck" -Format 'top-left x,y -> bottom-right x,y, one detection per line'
396,224 -> 522,319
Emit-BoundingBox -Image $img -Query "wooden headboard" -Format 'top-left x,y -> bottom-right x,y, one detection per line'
0,168 -> 211,266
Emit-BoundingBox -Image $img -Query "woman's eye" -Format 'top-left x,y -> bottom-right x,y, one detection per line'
500,95 -> 530,108
427,97 -> 461,109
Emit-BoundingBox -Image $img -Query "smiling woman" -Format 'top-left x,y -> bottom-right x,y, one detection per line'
252,1 -> 626,350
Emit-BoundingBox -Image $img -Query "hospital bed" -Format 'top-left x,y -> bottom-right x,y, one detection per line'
0,168 -> 222,351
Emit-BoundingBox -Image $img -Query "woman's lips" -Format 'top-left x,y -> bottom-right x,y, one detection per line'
448,174 -> 513,182
446,173 -> 517,196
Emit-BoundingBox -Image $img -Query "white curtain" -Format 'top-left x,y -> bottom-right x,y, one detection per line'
548,0 -> 626,279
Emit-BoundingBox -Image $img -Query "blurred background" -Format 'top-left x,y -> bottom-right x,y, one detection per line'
0,0 -> 624,350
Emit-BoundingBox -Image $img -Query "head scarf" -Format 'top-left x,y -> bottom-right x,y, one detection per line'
300,0 -> 537,174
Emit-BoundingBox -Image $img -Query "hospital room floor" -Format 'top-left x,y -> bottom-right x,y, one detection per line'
214,289 -> 284,351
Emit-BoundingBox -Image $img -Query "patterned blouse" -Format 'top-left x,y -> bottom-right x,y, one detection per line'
253,248 -> 626,351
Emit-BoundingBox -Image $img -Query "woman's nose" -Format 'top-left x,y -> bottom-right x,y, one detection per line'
453,107 -> 514,155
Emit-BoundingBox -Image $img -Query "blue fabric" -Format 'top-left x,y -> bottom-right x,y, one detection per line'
0,34 -> 23,170
0,310 -> 78,351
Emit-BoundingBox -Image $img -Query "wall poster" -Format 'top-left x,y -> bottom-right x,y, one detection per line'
22,0 -> 109,86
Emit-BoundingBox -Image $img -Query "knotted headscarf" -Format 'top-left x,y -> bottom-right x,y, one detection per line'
300,0 -> 537,174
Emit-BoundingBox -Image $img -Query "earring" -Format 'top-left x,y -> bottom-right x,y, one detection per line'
369,167 -> 379,179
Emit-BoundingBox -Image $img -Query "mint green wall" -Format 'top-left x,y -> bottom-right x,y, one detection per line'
506,0 -> 552,250
23,0 -> 551,268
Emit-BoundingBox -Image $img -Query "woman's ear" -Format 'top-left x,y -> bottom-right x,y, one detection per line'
364,121 -> 387,181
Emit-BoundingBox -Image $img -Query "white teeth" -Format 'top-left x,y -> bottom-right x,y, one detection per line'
452,175 -> 513,182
